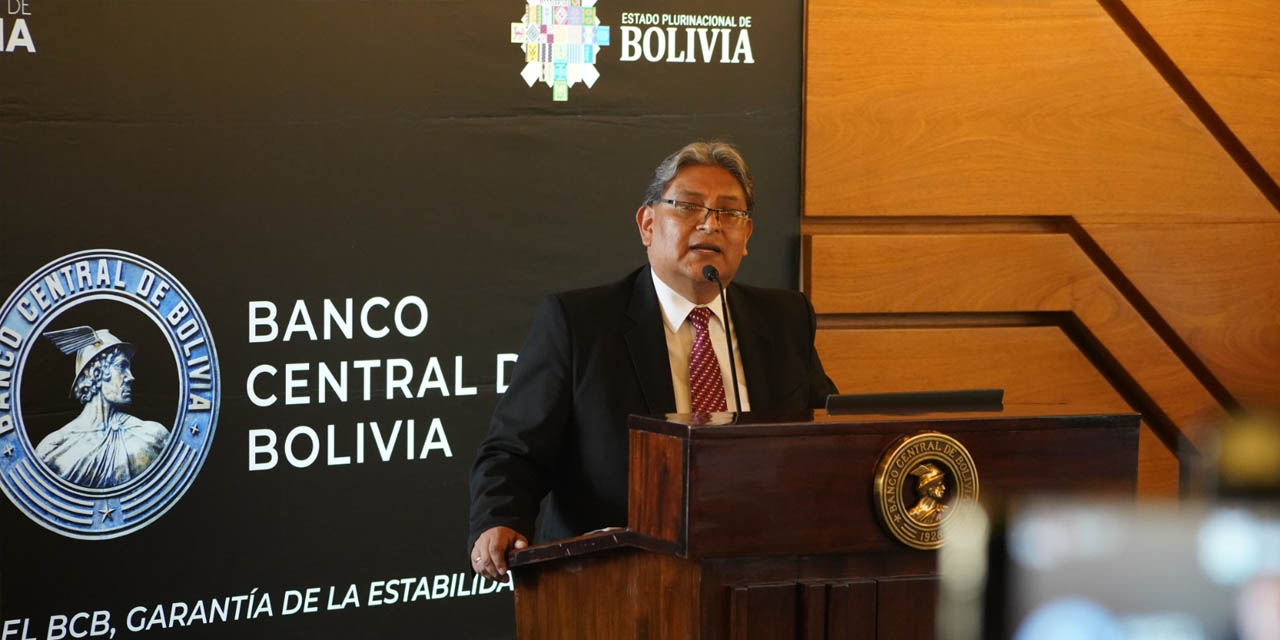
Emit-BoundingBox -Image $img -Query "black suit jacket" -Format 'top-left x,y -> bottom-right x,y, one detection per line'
467,266 -> 836,550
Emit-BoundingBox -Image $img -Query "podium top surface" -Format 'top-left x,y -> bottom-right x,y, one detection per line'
628,409 -> 1139,439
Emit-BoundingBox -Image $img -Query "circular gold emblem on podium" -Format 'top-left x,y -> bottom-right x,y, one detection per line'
873,431 -> 979,550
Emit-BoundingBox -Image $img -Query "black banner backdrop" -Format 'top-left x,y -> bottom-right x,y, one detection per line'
0,1 -> 802,637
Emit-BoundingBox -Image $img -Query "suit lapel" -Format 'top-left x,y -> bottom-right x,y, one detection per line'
727,285 -> 775,408
624,266 -> 677,414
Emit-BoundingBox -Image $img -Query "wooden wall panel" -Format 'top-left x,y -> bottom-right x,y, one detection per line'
817,327 -> 1126,413
1084,222 -> 1280,407
1122,0 -> 1280,186
803,0 -> 1279,499
816,326 -> 1177,496
804,0 -> 1274,221
808,232 -> 1225,446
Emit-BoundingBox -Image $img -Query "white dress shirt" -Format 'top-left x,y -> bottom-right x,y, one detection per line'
650,269 -> 751,413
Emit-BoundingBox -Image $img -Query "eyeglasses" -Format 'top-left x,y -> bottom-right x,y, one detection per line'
656,199 -> 752,229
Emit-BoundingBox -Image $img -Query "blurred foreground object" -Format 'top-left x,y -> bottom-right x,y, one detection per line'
1213,412 -> 1280,499
940,500 -> 1280,640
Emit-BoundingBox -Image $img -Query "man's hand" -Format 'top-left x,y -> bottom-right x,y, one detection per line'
470,526 -> 528,580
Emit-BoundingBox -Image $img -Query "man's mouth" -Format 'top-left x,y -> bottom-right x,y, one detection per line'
689,243 -> 722,254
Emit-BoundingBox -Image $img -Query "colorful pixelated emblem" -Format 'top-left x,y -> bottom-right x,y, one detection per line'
510,0 -> 611,102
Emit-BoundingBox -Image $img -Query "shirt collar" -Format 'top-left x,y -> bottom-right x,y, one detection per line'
650,268 -> 724,332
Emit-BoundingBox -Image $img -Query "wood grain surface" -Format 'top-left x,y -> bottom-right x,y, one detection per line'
807,232 -> 1227,449
629,429 -> 687,544
815,326 -> 1177,495
876,577 -> 940,638
1122,0 -> 1280,189
804,0 -> 1273,220
513,550 -> 698,640
683,415 -> 1137,556
1084,222 -> 1280,409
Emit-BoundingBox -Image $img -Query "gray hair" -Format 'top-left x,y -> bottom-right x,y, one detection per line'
641,141 -> 755,211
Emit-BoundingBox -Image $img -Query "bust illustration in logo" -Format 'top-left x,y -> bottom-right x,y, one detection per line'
36,327 -> 170,489
873,431 -> 979,550
906,463 -> 948,525
0,250 -> 219,539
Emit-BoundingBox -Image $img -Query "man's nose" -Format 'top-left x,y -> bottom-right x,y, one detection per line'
697,209 -> 722,232
123,369 -> 135,383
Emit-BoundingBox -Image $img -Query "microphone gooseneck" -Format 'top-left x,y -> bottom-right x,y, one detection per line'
701,265 -> 742,414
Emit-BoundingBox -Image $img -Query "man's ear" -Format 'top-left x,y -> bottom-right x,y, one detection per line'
636,205 -> 654,247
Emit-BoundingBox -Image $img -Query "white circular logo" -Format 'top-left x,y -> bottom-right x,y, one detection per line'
0,250 -> 220,539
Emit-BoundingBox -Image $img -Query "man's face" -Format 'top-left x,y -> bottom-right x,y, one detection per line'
637,164 -> 753,301
927,482 -> 946,500
100,352 -> 135,406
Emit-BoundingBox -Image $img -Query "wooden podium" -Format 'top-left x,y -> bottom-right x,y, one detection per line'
507,410 -> 1138,639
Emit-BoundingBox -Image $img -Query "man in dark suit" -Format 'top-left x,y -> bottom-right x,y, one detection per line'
469,141 -> 837,579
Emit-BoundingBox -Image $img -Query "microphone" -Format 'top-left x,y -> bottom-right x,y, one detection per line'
701,265 -> 742,414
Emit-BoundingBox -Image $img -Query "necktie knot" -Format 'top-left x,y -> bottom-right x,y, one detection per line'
688,306 -> 713,330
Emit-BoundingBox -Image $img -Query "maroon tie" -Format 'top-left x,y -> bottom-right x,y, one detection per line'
687,307 -> 728,413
